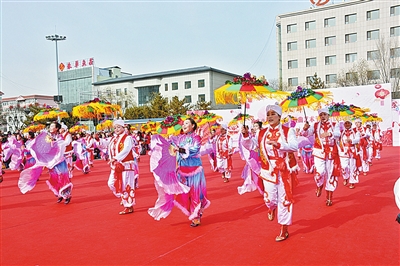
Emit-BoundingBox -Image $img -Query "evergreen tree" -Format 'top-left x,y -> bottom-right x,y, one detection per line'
169,96 -> 191,116
193,100 -> 212,111
309,73 -> 325,89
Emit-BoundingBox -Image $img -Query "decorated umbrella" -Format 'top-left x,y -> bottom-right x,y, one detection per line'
328,103 -> 367,121
280,86 -> 333,122
23,122 -> 46,133
72,98 -> 122,119
228,113 -> 254,126
96,120 -> 113,131
198,111 -> 223,127
141,120 -> 159,134
156,115 -> 186,137
33,109 -> 69,122
359,113 -> 383,123
69,124 -> 89,134
214,72 -> 288,126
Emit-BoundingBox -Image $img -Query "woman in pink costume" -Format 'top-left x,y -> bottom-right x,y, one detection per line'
18,121 -> 73,204
148,118 -> 210,227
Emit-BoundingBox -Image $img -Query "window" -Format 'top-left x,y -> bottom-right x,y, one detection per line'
345,13 -> 357,24
137,85 -> 159,105
198,94 -> 205,102
325,36 -> 336,46
346,72 -> 357,80
391,5 -> 400,16
288,60 -> 298,69
391,47 -> 400,58
325,55 -> 336,65
116,88 -> 121,96
390,26 -> 400,37
391,68 -> 400,78
288,77 -> 298,86
306,76 -> 313,84
184,96 -> 192,103
124,88 -> 128,95
287,41 -> 297,51
305,20 -> 316,31
325,74 -> 337,84
164,84 -> 168,91
367,30 -> 379,40
367,50 -> 379,60
345,53 -> 357,63
287,24 -> 297,33
306,58 -> 317,67
345,33 -> 357,43
198,79 -> 205,88
324,17 -> 335,27
367,9 -> 379,20
172,82 -> 178,90
305,39 -> 316,49
185,81 -> 191,89
368,70 -> 380,80
124,101 -> 128,108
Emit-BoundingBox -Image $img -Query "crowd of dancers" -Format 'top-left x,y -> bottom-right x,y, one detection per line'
0,104 -> 387,241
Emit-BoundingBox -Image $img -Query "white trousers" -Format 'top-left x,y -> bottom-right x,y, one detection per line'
314,157 -> 338,192
263,175 -> 292,225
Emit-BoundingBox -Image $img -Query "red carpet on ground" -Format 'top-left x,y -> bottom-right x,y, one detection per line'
1,147 -> 399,266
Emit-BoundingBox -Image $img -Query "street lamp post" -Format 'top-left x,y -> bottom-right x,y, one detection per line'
45,34 -> 66,107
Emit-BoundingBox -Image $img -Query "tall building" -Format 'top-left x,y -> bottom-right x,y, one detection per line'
58,57 -> 132,111
276,0 -> 400,92
92,66 -> 239,111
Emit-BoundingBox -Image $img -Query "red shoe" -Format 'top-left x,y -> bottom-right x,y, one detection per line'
316,186 -> 323,197
267,209 -> 275,221
119,207 -> 134,215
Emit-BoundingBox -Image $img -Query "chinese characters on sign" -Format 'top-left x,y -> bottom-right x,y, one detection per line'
59,58 -> 94,72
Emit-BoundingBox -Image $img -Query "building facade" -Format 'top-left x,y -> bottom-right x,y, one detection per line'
92,66 -> 239,111
276,0 -> 400,91
1,95 -> 57,133
59,61 -> 132,111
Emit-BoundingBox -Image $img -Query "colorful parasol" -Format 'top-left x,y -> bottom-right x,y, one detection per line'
72,98 -> 122,119
228,113 -> 254,126
69,124 -> 89,134
141,120 -> 159,134
358,113 -> 383,123
328,103 -> 366,121
33,109 -> 69,122
215,73 -> 288,126
156,115 -> 186,136
96,120 -> 113,131
23,122 -> 46,133
280,86 -> 333,122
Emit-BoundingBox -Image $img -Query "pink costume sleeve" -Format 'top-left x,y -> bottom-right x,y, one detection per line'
148,134 -> 190,220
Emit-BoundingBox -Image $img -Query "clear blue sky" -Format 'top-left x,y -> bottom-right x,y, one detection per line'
1,0 -> 310,98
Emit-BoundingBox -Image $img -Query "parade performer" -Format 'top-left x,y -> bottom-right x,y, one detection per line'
18,121 -> 73,204
237,122 -> 263,195
241,104 -> 298,241
60,123 -> 74,178
107,119 -> 138,215
84,131 -> 95,167
301,107 -> 341,206
213,124 -> 233,183
72,133 -> 90,174
148,118 -> 210,227
21,132 -> 36,170
338,119 -> 361,189
371,122 -> 383,161
354,118 -> 371,175
7,133 -> 24,171
94,132 -> 110,161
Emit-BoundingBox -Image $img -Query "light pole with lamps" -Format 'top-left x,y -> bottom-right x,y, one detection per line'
45,34 -> 66,108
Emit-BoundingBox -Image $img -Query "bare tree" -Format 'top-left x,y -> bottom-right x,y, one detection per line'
372,36 -> 400,92
336,59 -> 372,87
268,78 -> 290,91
